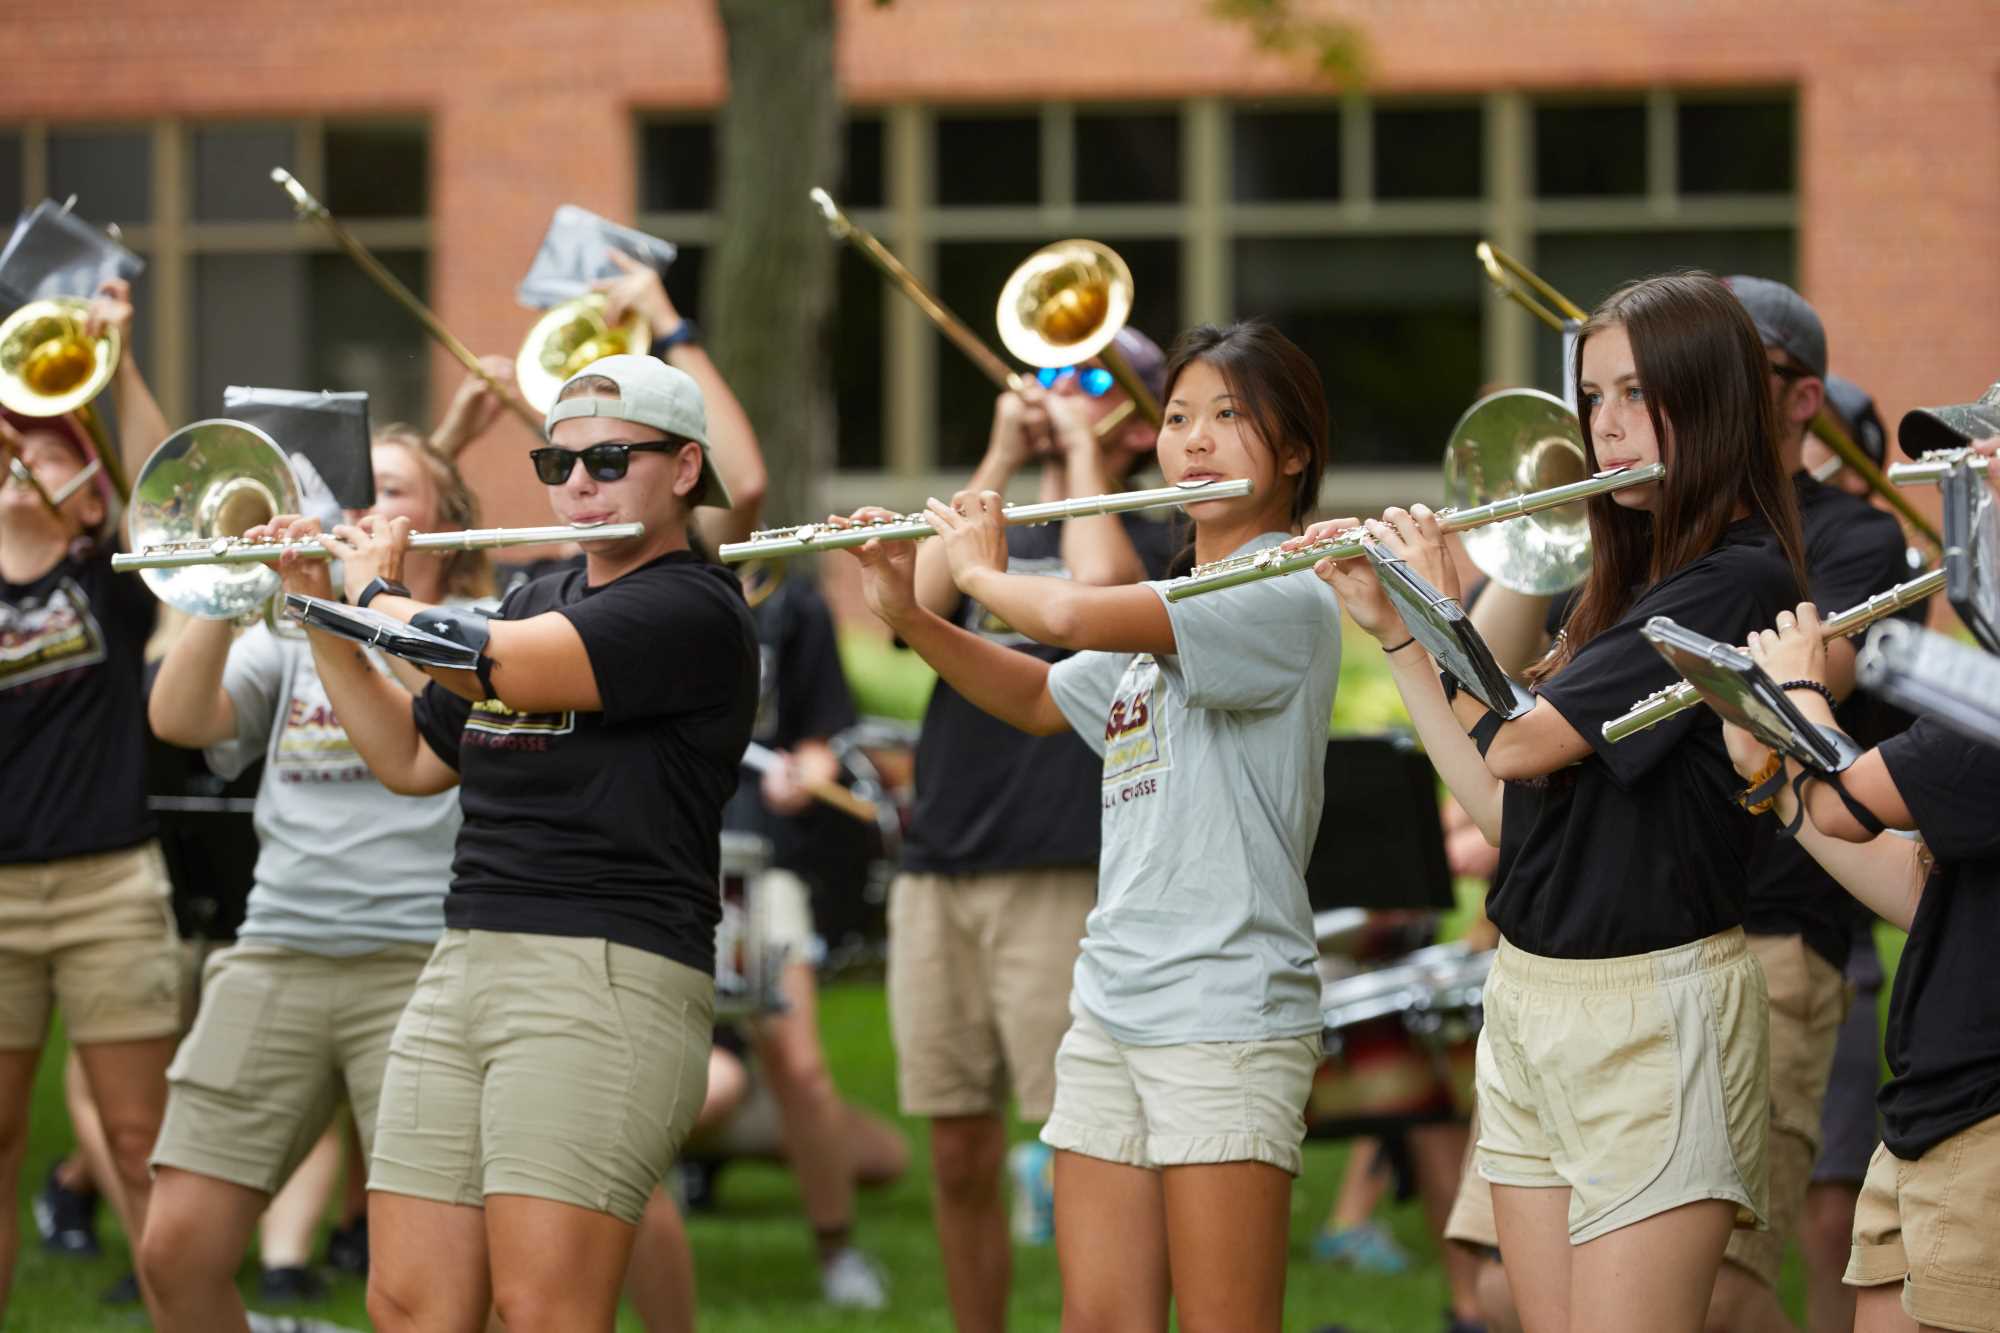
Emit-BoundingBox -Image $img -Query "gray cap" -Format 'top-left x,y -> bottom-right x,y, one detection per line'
543,354 -> 731,509
1725,275 -> 1827,379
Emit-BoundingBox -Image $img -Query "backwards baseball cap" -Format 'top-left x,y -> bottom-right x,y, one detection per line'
1724,275 -> 1827,380
1823,374 -> 1887,469
543,354 -> 731,509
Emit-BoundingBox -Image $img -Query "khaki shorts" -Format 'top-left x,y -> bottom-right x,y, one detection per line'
1040,1007 -> 1320,1176
1475,928 -> 1769,1244
369,929 -> 713,1226
1724,932 -> 1848,1287
888,869 -> 1093,1120
715,867 -> 816,977
0,842 -> 183,1048
1845,1114 -> 2000,1332
1444,1108 -> 1498,1249
151,941 -> 432,1194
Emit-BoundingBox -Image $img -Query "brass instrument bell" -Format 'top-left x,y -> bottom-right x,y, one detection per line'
124,420 -> 303,620
516,293 -> 651,414
996,240 -> 1134,375
0,296 -> 119,419
1444,389 -> 1597,596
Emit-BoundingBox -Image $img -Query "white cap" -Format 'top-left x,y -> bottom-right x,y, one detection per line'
543,354 -> 730,509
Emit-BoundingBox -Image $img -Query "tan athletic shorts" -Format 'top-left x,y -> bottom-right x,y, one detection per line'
151,941 -> 432,1194
1475,928 -> 1769,1244
1846,1114 -> 2000,1332
887,868 -> 1093,1121
1444,1108 -> 1498,1249
1040,1007 -> 1320,1176
0,841 -> 183,1048
1723,931 -> 1848,1287
368,929 -> 713,1226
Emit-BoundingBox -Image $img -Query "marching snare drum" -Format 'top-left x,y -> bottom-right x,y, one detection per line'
1305,943 -> 1494,1138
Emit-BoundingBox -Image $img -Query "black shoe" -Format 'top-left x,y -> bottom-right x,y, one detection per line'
324,1216 -> 368,1277
259,1265 -> 329,1303
34,1165 -> 102,1258
100,1271 -> 142,1305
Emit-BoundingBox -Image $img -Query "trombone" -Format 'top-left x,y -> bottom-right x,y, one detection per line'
811,189 -> 1158,438
1598,567 -> 1947,743
1888,450 -> 1990,486
1476,240 -> 1943,550
0,295 -> 131,514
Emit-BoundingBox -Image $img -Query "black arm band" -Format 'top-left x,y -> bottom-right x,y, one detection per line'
1779,679 -> 1839,713
409,605 -> 498,699
1779,769 -> 1813,839
1828,773 -> 1888,837
1468,709 -> 1505,757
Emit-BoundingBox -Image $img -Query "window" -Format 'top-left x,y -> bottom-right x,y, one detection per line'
1678,97 -> 1794,195
1535,101 -> 1647,198
1075,111 -> 1180,204
1232,108 -> 1341,202
1374,105 -> 1483,200
936,114 -> 1038,207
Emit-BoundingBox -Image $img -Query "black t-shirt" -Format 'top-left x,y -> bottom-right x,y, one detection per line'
1485,520 -> 1801,958
1,549 -> 157,863
722,578 -> 858,876
1744,476 -> 1918,969
902,512 -> 1181,874
1875,719 -> 2000,1160
412,551 -> 758,973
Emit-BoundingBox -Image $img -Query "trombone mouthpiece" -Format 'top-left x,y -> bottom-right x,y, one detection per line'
809,188 -> 848,234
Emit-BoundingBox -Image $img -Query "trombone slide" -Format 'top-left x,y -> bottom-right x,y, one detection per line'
113,522 -> 645,572
1162,463 -> 1664,603
1598,566 -> 1948,743
719,478 -> 1249,562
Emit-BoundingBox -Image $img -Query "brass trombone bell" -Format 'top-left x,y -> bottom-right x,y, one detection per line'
0,297 -> 119,419
1444,389 -> 1598,596
124,419 -> 303,620
997,240 -> 1131,372
516,293 -> 651,414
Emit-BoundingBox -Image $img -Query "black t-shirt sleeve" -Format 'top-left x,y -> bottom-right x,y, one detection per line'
775,590 -> 855,748
412,680 -> 472,770
1809,506 -> 1908,615
556,564 -> 751,725
1878,718 -> 2000,864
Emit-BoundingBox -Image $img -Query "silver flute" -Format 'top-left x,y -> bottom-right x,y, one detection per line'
111,522 -> 646,572
1162,463 -> 1664,602
1599,566 -> 1947,743
1886,449 -> 1992,487
717,478 -> 1251,562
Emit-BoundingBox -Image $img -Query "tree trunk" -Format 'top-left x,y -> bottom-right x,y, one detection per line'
708,0 -> 841,526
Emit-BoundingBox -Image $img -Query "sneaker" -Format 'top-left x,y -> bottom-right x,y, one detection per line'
247,1316 -> 369,1333
33,1165 -> 101,1258
259,1265 -> 329,1303
324,1216 -> 368,1277
100,1271 -> 142,1306
1007,1140 -> 1055,1246
819,1246 -> 888,1311
1310,1220 -> 1411,1274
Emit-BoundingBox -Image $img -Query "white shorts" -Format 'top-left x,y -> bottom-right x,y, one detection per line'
1039,1008 -> 1320,1176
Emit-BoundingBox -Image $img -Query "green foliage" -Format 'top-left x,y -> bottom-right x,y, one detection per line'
1211,0 -> 1370,86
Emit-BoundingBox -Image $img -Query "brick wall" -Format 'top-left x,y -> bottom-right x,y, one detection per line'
6,1 -> 1994,525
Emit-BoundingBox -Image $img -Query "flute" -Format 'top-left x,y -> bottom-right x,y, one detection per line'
1599,567 -> 1947,743
112,522 -> 645,572
717,478 -> 1249,562
1162,463 -> 1664,602
1886,450 -> 1992,487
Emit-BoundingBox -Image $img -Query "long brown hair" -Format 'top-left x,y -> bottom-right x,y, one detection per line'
373,425 -> 494,600
1528,272 -> 1806,683
1161,320 -> 1330,528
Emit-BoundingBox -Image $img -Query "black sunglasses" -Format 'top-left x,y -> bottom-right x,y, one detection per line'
530,440 -> 682,486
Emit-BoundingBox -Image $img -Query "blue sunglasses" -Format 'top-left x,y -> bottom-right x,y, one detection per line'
1036,365 -> 1116,397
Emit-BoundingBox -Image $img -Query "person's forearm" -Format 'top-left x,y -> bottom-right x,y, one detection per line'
1059,446 -> 1147,586
148,616 -> 237,746
915,453 -> 1022,616
889,605 -> 1063,735
112,357 -> 170,479
670,345 -> 767,544
301,630 -> 438,792
1771,773 -> 1925,929
956,567 -> 1094,652
1386,647 -> 1505,843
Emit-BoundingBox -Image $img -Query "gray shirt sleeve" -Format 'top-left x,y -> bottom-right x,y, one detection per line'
205,626 -> 288,780
1148,572 -> 1336,712
1047,649 -> 1130,757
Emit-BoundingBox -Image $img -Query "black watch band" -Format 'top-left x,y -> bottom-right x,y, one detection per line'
356,576 -> 411,610
649,320 -> 701,358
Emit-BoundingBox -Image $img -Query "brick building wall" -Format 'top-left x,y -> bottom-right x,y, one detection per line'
4,1 -> 1994,524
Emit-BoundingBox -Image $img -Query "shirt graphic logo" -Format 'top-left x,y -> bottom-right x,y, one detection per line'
464,696 -> 575,750
0,578 -> 106,693
1101,656 -> 1170,796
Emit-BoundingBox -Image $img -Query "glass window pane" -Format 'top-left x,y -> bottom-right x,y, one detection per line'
325,124 -> 429,218
194,254 -> 310,417
1075,111 -> 1180,205
661,242 -> 706,323
936,115 -> 1038,207
1234,235 -> 1484,467
1528,229 -> 1796,388
0,131 -> 23,224
1678,98 -> 1794,195
840,115 -> 885,210
47,129 -> 151,225
640,121 -> 716,213
831,245 -> 885,470
1232,108 -> 1341,202
1535,102 -> 1646,198
310,250 -> 430,427
194,124 -> 297,221
1373,106 -> 1482,201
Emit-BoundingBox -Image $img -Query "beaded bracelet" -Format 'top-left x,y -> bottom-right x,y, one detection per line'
1779,679 -> 1838,712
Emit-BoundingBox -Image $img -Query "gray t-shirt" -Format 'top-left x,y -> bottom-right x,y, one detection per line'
206,624 -> 454,955
1047,533 -> 1341,1046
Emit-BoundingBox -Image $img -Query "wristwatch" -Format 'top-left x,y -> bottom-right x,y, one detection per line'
649,320 -> 701,358
355,576 -> 411,610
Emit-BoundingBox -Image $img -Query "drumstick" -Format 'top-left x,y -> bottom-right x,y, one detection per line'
741,742 -> 879,824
